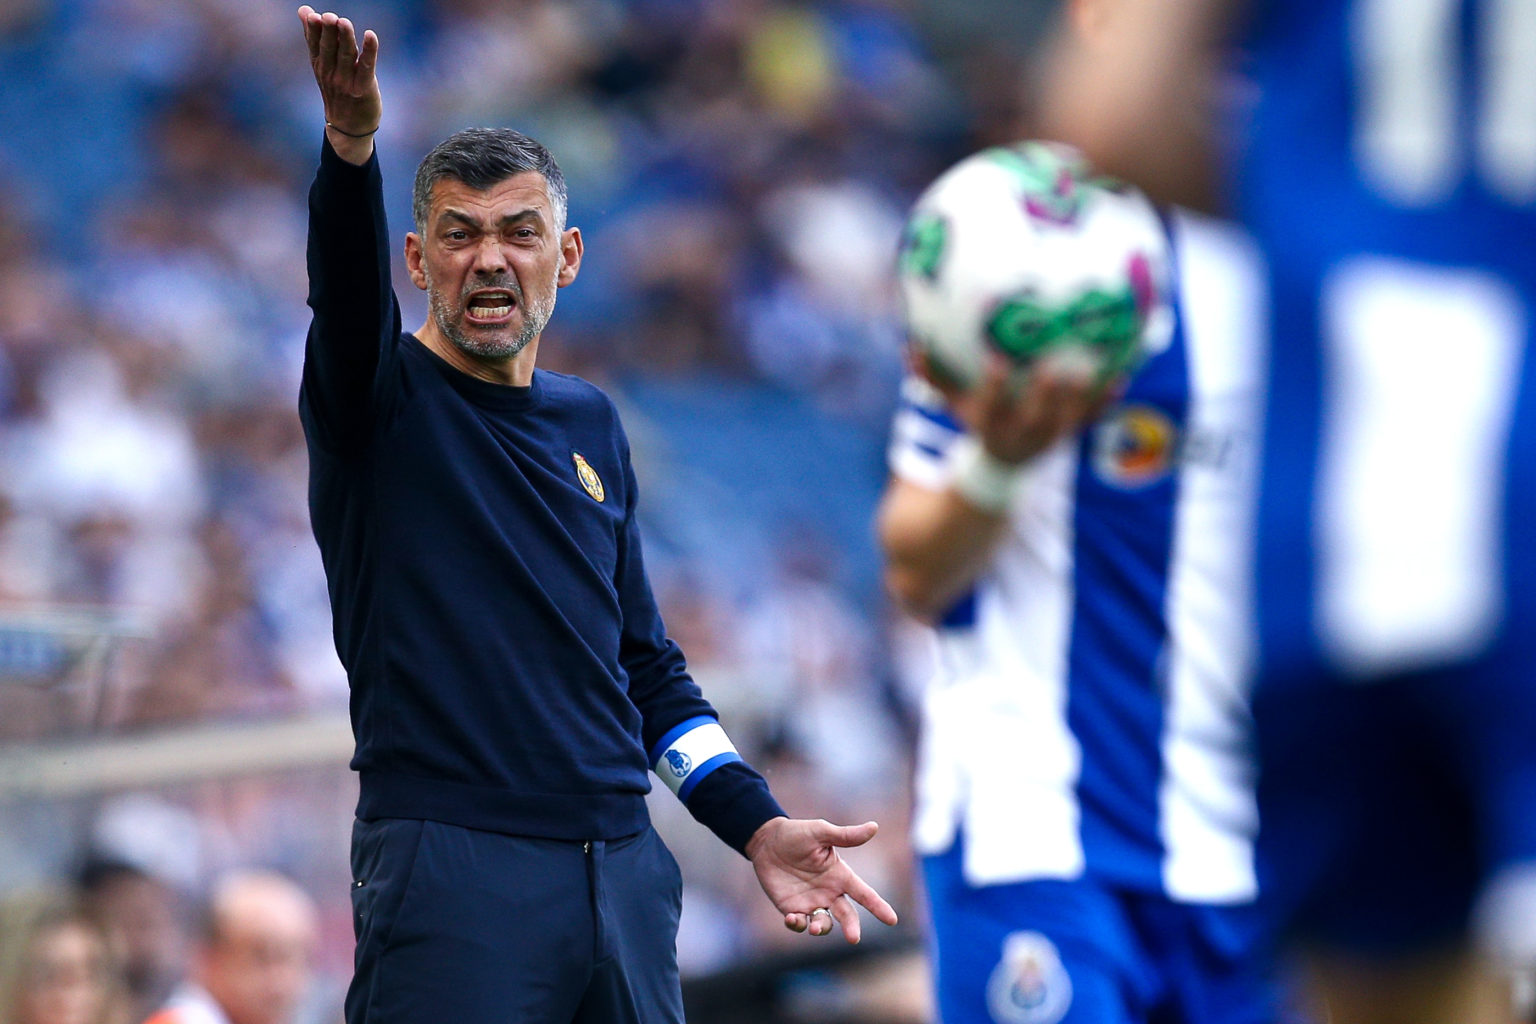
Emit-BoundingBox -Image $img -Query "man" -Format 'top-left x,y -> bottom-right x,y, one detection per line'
295,8 -> 897,1024
1045,2 -> 1536,1023
143,871 -> 319,1024
882,188 -> 1272,1024
75,858 -> 190,1024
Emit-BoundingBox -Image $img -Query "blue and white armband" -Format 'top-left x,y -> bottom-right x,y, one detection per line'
650,716 -> 743,801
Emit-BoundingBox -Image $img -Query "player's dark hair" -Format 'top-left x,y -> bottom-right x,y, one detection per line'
412,127 -> 568,234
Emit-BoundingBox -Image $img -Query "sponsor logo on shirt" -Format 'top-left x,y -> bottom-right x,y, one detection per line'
572,452 -> 605,502
986,931 -> 1073,1024
1090,403 -> 1246,490
1093,404 -> 1178,487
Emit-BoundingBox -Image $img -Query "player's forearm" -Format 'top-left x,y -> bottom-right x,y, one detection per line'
1042,0 -> 1232,212
878,479 -> 1011,623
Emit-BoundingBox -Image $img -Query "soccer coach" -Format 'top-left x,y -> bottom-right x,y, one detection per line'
296,8 -> 898,1023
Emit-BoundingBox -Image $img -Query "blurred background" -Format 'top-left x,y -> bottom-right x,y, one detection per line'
0,0 -> 1064,1020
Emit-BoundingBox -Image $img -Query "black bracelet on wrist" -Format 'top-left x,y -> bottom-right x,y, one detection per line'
326,121 -> 379,139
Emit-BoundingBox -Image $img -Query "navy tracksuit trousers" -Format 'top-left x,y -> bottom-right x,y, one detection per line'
345,818 -> 685,1023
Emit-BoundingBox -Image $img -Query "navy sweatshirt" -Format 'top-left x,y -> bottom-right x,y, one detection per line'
301,138 -> 784,853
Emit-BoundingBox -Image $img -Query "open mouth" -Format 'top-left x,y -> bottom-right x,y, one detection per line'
465,290 -> 516,324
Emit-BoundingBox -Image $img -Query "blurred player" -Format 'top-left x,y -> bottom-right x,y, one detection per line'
1047,2 -> 1536,1022
883,205 -> 1272,1024
881,9 -> 1276,1021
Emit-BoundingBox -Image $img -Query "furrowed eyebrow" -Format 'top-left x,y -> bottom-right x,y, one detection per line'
438,210 -> 484,230
437,208 -> 545,231
497,209 -> 544,228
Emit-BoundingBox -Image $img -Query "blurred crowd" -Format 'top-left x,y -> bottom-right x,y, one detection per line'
0,859 -> 326,1024
0,0 -> 1057,1013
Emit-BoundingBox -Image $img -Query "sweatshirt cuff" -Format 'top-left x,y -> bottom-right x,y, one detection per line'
319,131 -> 380,177
680,761 -> 786,857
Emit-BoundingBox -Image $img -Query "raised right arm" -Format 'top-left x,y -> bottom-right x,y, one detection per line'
297,7 -> 398,453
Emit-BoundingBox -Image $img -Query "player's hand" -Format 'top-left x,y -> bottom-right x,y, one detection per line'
916,349 -> 1123,467
298,6 -> 381,160
745,817 -> 898,945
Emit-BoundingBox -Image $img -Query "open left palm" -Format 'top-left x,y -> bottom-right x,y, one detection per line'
746,817 -> 899,944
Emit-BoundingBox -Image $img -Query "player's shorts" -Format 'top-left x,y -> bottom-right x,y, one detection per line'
1253,641 -> 1536,958
922,841 -> 1281,1024
345,817 -> 684,1024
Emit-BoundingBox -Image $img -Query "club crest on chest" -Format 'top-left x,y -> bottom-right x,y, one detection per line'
572,451 -> 605,502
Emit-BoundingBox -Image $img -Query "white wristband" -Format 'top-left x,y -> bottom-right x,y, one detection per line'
947,435 -> 1025,513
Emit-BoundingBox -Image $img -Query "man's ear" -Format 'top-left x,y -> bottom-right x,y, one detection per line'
557,227 -> 583,288
404,232 -> 428,291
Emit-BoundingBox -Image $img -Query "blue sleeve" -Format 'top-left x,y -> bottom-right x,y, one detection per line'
300,135 -> 404,455
614,444 -> 786,855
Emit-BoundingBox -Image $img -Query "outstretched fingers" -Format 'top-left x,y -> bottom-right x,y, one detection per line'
299,6 -> 322,62
358,28 -> 379,76
338,17 -> 363,72
785,874 -> 898,945
332,17 -> 360,86
300,9 -> 374,88
312,10 -> 339,78
829,894 -> 861,943
843,868 -> 899,927
753,817 -> 899,944
298,5 -> 383,147
797,821 -> 899,936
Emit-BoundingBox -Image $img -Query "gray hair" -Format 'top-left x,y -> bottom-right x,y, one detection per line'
411,127 -> 568,234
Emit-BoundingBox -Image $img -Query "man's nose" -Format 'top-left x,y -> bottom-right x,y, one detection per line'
471,237 -> 507,274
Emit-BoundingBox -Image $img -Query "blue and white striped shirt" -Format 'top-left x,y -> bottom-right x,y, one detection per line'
893,216 -> 1267,903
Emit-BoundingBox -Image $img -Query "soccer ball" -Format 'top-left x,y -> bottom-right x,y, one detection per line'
897,141 -> 1175,391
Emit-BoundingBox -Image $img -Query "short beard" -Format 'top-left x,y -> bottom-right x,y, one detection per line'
427,272 -> 557,362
